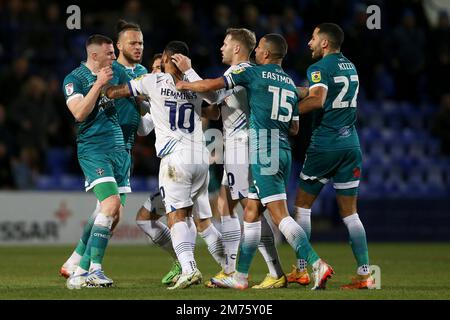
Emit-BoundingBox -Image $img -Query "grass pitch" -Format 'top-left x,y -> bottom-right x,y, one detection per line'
0,243 -> 449,300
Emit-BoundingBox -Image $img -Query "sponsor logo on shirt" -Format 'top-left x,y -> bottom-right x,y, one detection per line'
311,71 -> 321,83
65,83 -> 74,95
232,67 -> 246,74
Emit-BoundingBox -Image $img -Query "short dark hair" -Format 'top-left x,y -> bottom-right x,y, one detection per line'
263,33 -> 288,60
151,53 -> 163,63
317,23 -> 344,49
86,34 -> 113,48
164,41 -> 189,57
226,28 -> 256,53
117,19 -> 141,38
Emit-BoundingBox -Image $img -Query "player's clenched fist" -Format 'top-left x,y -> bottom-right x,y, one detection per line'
96,66 -> 113,87
175,81 -> 188,91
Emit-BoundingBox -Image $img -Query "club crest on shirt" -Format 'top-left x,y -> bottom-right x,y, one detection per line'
96,168 -> 104,176
311,71 -> 321,83
65,83 -> 74,95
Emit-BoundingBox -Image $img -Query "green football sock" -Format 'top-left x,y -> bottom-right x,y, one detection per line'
343,213 -> 369,267
74,214 -> 96,256
236,221 -> 260,275
279,216 -> 320,265
89,225 -> 111,265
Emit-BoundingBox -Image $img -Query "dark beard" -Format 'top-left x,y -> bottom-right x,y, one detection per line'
123,50 -> 141,64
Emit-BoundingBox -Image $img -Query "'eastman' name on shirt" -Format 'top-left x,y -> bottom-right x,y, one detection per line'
261,71 -> 294,85
161,88 -> 198,99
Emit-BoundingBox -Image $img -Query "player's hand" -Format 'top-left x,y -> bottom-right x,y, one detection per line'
172,54 -> 191,73
176,80 -> 188,91
96,66 -> 113,87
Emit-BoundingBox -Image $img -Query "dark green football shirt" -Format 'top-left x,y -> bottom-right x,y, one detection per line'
62,62 -> 128,156
224,64 -> 299,152
112,61 -> 148,150
306,52 -> 360,151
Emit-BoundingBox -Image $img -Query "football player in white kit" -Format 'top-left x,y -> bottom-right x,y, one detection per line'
107,41 -> 225,289
173,28 -> 299,289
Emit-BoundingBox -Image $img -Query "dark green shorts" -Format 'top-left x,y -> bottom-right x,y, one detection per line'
249,148 -> 291,205
78,150 -> 131,193
298,148 -> 362,196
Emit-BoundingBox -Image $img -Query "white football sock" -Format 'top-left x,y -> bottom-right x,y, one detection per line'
171,221 -> 197,274
221,215 -> 241,274
65,251 -> 83,267
258,215 -> 284,278
186,216 -> 197,253
295,207 -> 311,271
136,220 -> 177,259
199,223 -> 225,268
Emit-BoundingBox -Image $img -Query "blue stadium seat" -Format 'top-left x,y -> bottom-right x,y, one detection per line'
426,139 -> 440,157
60,175 -> 84,190
36,175 -> 61,190
360,127 -> 381,144
146,177 -> 159,193
368,140 -> 386,157
131,176 -> 147,192
45,148 -> 72,176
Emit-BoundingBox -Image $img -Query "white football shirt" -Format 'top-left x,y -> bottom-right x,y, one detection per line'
220,62 -> 251,141
128,73 -> 208,157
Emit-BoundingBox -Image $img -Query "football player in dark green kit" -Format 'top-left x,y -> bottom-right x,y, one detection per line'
61,22 -> 150,289
287,23 -> 373,289
62,35 -> 130,289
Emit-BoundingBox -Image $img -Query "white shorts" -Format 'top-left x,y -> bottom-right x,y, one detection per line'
221,137 -> 250,200
143,192 -> 166,216
192,186 -> 213,220
159,148 -> 211,218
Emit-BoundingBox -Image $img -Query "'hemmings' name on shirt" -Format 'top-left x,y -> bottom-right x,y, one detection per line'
161,88 -> 198,99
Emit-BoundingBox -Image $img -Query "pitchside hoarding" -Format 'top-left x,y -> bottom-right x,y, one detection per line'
0,192 -> 153,245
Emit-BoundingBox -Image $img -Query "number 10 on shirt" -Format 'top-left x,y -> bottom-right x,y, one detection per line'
164,100 -> 195,133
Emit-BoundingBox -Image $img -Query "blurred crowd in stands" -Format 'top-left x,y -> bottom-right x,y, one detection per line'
0,0 -> 449,194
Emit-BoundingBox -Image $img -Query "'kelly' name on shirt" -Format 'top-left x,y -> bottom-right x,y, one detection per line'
161,88 -> 197,100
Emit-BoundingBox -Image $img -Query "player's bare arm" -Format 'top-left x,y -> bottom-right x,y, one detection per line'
297,86 -> 309,99
176,77 -> 226,92
106,83 -> 132,99
67,66 -> 113,122
297,86 -> 327,114
201,104 -> 220,120
289,118 -> 299,136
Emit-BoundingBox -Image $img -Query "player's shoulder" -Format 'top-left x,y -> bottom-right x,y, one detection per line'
112,60 -> 122,69
64,64 -> 86,82
307,58 -> 328,73
135,63 -> 148,75
112,61 -> 129,76
132,72 -> 158,82
226,62 -> 254,76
